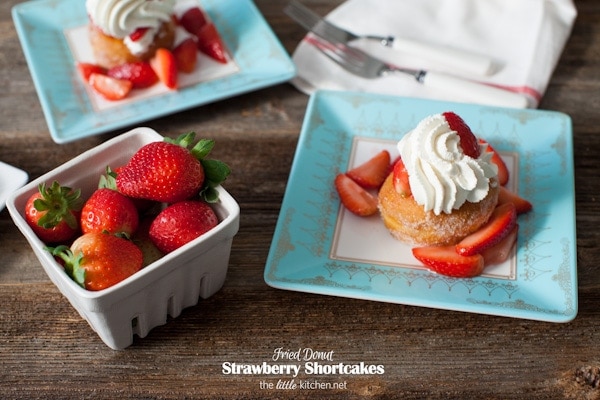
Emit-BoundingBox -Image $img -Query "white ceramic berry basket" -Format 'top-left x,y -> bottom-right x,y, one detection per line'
6,127 -> 240,350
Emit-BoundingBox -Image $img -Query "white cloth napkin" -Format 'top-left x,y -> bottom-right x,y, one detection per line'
291,0 -> 577,108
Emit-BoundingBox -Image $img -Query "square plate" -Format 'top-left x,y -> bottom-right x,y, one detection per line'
264,90 -> 577,323
12,0 -> 296,143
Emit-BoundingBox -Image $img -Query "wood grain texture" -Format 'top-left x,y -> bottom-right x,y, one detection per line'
2,0 -> 600,398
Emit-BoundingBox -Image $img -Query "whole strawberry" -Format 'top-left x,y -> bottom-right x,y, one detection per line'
48,232 -> 143,291
149,200 -> 219,253
116,132 -> 230,203
25,181 -> 83,244
80,188 -> 139,236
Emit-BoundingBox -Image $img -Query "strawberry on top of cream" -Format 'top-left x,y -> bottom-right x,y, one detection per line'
86,0 -> 175,45
397,113 -> 498,216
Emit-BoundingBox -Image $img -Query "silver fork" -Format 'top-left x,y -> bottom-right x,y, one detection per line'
285,0 -> 494,76
306,36 -> 529,109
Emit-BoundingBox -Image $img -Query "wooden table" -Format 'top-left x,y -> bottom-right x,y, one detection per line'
2,0 -> 599,398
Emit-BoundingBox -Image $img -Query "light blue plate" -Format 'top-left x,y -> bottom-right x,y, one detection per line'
265,90 -> 577,323
12,0 -> 296,143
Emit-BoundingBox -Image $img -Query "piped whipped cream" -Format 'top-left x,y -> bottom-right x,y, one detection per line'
398,114 -> 498,215
86,0 -> 175,48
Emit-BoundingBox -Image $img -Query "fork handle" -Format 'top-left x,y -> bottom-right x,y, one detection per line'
421,71 -> 529,109
389,37 -> 495,77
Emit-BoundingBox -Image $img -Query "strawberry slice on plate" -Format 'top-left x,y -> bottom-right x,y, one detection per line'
479,138 -> 509,186
455,202 -> 517,257
481,224 -> 519,266
150,48 -> 178,89
76,62 -> 106,81
107,61 -> 158,89
346,150 -> 391,189
497,186 -> 533,215
179,6 -> 207,35
89,73 -> 133,101
334,173 -> 378,217
412,245 -> 484,278
196,23 -> 227,63
173,38 -> 198,73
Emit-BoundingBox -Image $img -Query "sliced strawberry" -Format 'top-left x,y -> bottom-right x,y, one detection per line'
334,173 -> 378,217
107,61 -> 158,89
150,48 -> 178,89
455,202 -> 517,257
173,38 -> 198,73
77,62 -> 106,82
89,73 -> 132,101
346,150 -> 391,189
479,138 -> 509,186
179,6 -> 207,34
392,157 -> 411,197
481,224 -> 519,266
196,23 -> 227,63
129,27 -> 149,42
412,245 -> 484,278
442,111 -> 480,159
497,186 -> 532,214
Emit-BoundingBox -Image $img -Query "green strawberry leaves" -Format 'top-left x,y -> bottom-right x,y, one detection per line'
165,132 -> 231,203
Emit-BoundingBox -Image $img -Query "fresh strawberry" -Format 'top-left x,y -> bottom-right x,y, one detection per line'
48,232 -> 143,291
196,23 -> 227,63
442,111 -> 480,159
481,224 -> 519,265
392,157 -> 411,197
334,173 -> 378,217
149,48 -> 178,89
76,62 -> 106,81
497,186 -> 532,214
116,132 -> 230,203
346,150 -> 391,189
107,61 -> 158,89
24,181 -> 83,244
80,188 -> 139,236
149,200 -> 219,253
412,245 -> 484,278
479,138 -> 509,186
173,38 -> 198,73
89,73 -> 132,101
128,27 -> 149,42
179,6 -> 207,34
455,202 -> 517,257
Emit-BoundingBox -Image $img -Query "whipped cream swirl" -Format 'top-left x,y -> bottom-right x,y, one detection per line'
397,114 -> 498,215
86,0 -> 175,39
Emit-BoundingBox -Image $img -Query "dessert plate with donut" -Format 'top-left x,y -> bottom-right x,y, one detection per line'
265,90 -> 577,323
12,0 -> 296,143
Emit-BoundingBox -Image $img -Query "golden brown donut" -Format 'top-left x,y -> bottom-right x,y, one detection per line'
378,173 -> 499,246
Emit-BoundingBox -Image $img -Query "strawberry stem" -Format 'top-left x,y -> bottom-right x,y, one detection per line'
34,181 -> 83,230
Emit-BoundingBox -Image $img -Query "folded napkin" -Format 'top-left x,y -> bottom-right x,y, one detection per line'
291,0 -> 577,108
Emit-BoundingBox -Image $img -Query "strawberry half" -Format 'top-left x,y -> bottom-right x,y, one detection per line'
455,202 -> 517,257
107,61 -> 158,89
173,38 -> 198,73
392,157 -> 411,197
196,23 -> 227,63
412,245 -> 484,278
481,224 -> 519,265
497,186 -> 532,214
479,138 -> 509,186
179,6 -> 207,34
334,173 -> 378,217
150,48 -> 178,89
346,150 -> 391,189
89,73 -> 132,101
442,111 -> 480,159
76,62 -> 106,81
